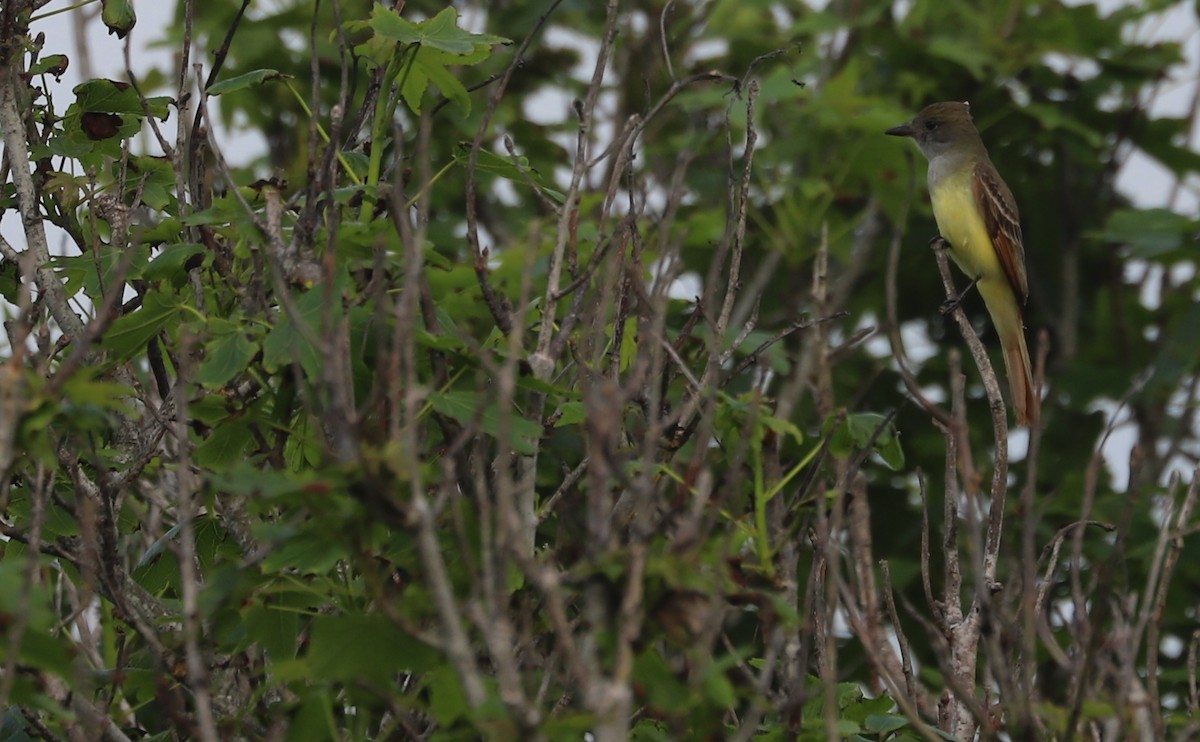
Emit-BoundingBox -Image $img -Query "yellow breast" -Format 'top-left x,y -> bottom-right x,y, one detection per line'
929,169 -> 1004,283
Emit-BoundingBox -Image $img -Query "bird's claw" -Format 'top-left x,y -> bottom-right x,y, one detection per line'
939,275 -> 981,315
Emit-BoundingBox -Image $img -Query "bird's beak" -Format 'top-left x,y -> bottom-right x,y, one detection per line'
885,121 -> 915,138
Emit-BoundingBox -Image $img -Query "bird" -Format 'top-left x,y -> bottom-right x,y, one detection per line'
886,101 -> 1038,426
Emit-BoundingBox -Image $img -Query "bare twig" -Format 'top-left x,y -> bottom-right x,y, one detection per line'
0,65 -> 85,339
928,239 -> 1009,588
168,335 -> 220,742
1140,465 -> 1199,738
530,1 -> 621,379
465,0 -> 569,337
658,1 -> 677,81
884,195 -> 953,427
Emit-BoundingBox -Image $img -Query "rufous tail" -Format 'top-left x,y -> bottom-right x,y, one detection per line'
1000,320 -> 1038,426
980,279 -> 1039,427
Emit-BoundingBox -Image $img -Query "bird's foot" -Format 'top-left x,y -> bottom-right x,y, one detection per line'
939,276 -> 981,315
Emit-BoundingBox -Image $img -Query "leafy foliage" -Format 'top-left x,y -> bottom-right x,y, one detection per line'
0,1 -> 1197,740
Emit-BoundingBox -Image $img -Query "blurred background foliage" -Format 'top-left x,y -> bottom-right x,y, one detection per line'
3,0 -> 1198,738
173,0 -> 1196,731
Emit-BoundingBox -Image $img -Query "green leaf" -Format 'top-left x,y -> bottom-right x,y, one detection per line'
210,465 -> 320,499
419,53 -> 473,114
207,69 -> 292,96
141,216 -> 183,245
368,6 -> 507,54
50,79 -> 169,163
144,243 -> 206,283
702,666 -> 737,708
359,6 -> 509,115
0,258 -> 19,303
619,318 -> 638,373
1129,116 -> 1200,176
55,244 -> 149,299
29,54 -> 69,78
761,414 -> 804,446
133,516 -> 236,599
263,289 -> 328,379
259,529 -> 347,575
194,418 -> 253,469
1099,208 -> 1195,258
825,412 -> 904,470
72,78 -> 169,118
282,691 -> 334,742
339,151 -> 370,181
1023,102 -> 1105,147
197,317 -> 259,388
428,390 -> 541,455
58,376 -> 134,411
874,430 -> 905,470
0,564 -> 73,676
122,155 -> 177,210
553,401 -> 586,427
427,665 -> 469,725
454,145 -> 566,203
303,614 -> 437,683
864,714 -> 910,733
633,651 -> 690,711
244,604 -> 301,662
1145,302 -> 1200,401
103,289 -> 181,358
416,327 -> 468,351
925,36 -> 991,79
179,195 -> 253,227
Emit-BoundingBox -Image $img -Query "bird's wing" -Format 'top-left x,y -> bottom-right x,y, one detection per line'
973,160 -> 1028,302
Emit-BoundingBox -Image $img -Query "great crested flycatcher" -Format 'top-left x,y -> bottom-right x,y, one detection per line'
886,101 -> 1038,426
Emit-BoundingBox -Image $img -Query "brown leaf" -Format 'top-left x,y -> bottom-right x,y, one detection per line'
81,112 -> 123,141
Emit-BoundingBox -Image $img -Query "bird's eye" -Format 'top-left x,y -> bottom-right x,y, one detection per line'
925,120 -> 938,130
